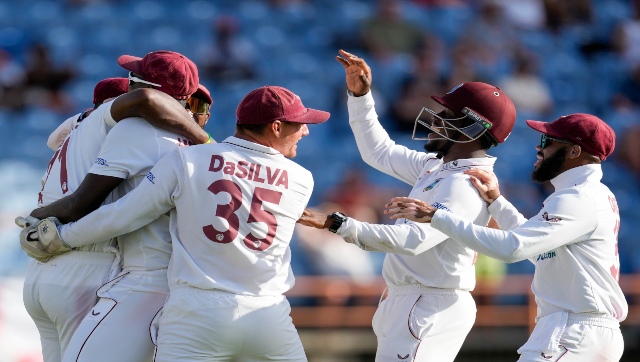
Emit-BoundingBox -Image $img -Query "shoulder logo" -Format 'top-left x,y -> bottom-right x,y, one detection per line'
541,212 -> 561,222
397,354 -> 410,360
94,158 -> 109,166
146,172 -> 155,184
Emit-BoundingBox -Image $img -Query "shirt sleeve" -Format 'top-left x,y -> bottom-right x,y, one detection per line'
431,188 -> 599,263
337,173 -> 487,255
59,149 -> 184,247
487,195 -> 528,230
347,91 -> 428,185
47,114 -> 78,151
88,118 -> 161,179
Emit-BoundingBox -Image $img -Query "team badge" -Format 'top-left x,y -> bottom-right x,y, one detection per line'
423,178 -> 443,192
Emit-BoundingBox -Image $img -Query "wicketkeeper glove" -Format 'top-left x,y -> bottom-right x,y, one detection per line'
19,217 -> 73,262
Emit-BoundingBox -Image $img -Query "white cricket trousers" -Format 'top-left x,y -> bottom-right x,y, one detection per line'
372,284 -> 476,362
62,268 -> 169,362
153,285 -> 307,362
517,313 -> 624,362
23,251 -> 116,362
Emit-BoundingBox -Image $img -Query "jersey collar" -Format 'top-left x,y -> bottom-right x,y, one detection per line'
550,164 -> 603,190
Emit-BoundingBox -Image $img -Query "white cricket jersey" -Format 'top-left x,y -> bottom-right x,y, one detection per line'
59,136 -> 313,296
36,101 -> 118,252
84,117 -> 194,271
431,164 -> 628,321
337,91 -> 492,291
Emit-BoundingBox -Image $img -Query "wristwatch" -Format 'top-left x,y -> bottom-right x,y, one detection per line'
328,212 -> 347,233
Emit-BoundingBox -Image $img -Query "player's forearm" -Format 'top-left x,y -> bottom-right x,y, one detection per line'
487,196 -> 528,230
30,194 -> 99,224
112,88 -> 209,144
431,210 -> 524,263
347,92 -> 421,184
338,218 -> 447,256
60,205 -> 159,248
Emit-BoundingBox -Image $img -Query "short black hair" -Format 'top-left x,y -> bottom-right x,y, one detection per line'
236,123 -> 270,134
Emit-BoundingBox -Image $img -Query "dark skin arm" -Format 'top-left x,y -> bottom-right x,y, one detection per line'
30,88 -> 212,222
30,174 -> 123,223
111,88 -> 210,144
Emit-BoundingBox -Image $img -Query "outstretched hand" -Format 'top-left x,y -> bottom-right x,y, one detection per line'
464,169 -> 501,204
384,197 -> 437,223
336,49 -> 372,96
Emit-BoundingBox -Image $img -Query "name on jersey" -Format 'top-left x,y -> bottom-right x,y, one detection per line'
536,251 -> 556,261
209,155 -> 289,189
431,202 -> 451,212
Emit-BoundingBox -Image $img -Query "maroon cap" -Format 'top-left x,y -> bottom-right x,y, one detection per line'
193,84 -> 213,104
236,86 -> 330,125
431,82 -> 516,144
117,50 -> 199,100
526,114 -> 616,160
93,77 -> 128,105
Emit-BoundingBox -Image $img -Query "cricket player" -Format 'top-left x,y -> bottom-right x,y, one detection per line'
385,114 -> 627,362
19,50 -> 208,362
188,83 -> 213,128
27,85 -> 329,361
297,50 -> 516,361
18,72 -> 207,362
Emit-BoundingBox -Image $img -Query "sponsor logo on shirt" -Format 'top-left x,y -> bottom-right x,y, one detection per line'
397,354 -> 410,360
536,251 -> 556,261
94,158 -> 109,166
423,178 -> 443,192
146,172 -> 155,184
431,202 -> 451,212
541,212 -> 561,222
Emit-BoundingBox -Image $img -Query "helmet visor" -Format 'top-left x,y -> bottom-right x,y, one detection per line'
412,107 -> 492,143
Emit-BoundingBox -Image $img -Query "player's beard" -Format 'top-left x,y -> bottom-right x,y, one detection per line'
423,132 -> 459,158
531,147 -> 567,183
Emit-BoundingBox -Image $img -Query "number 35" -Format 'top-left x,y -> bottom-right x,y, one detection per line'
202,179 -> 282,251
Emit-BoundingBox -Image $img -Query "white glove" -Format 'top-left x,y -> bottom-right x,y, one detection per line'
19,217 -> 73,262
15,216 -> 40,228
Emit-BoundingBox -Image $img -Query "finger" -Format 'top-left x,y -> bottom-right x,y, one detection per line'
464,169 -> 490,180
339,49 -> 357,58
336,56 -> 350,69
359,71 -> 371,86
390,196 -> 422,204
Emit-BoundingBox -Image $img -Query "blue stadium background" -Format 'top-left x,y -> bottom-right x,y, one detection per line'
0,0 -> 639,281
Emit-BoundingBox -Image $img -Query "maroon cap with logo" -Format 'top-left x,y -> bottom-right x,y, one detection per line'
526,114 -> 616,160
431,82 -> 516,144
236,86 -> 330,125
117,50 -> 199,100
93,77 -> 128,105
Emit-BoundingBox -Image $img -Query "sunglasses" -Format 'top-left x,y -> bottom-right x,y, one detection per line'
187,97 -> 210,115
128,71 -> 162,88
540,134 -> 573,148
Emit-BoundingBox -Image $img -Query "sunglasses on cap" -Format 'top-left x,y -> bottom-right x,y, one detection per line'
540,134 -> 573,149
186,97 -> 210,115
128,71 -> 162,88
